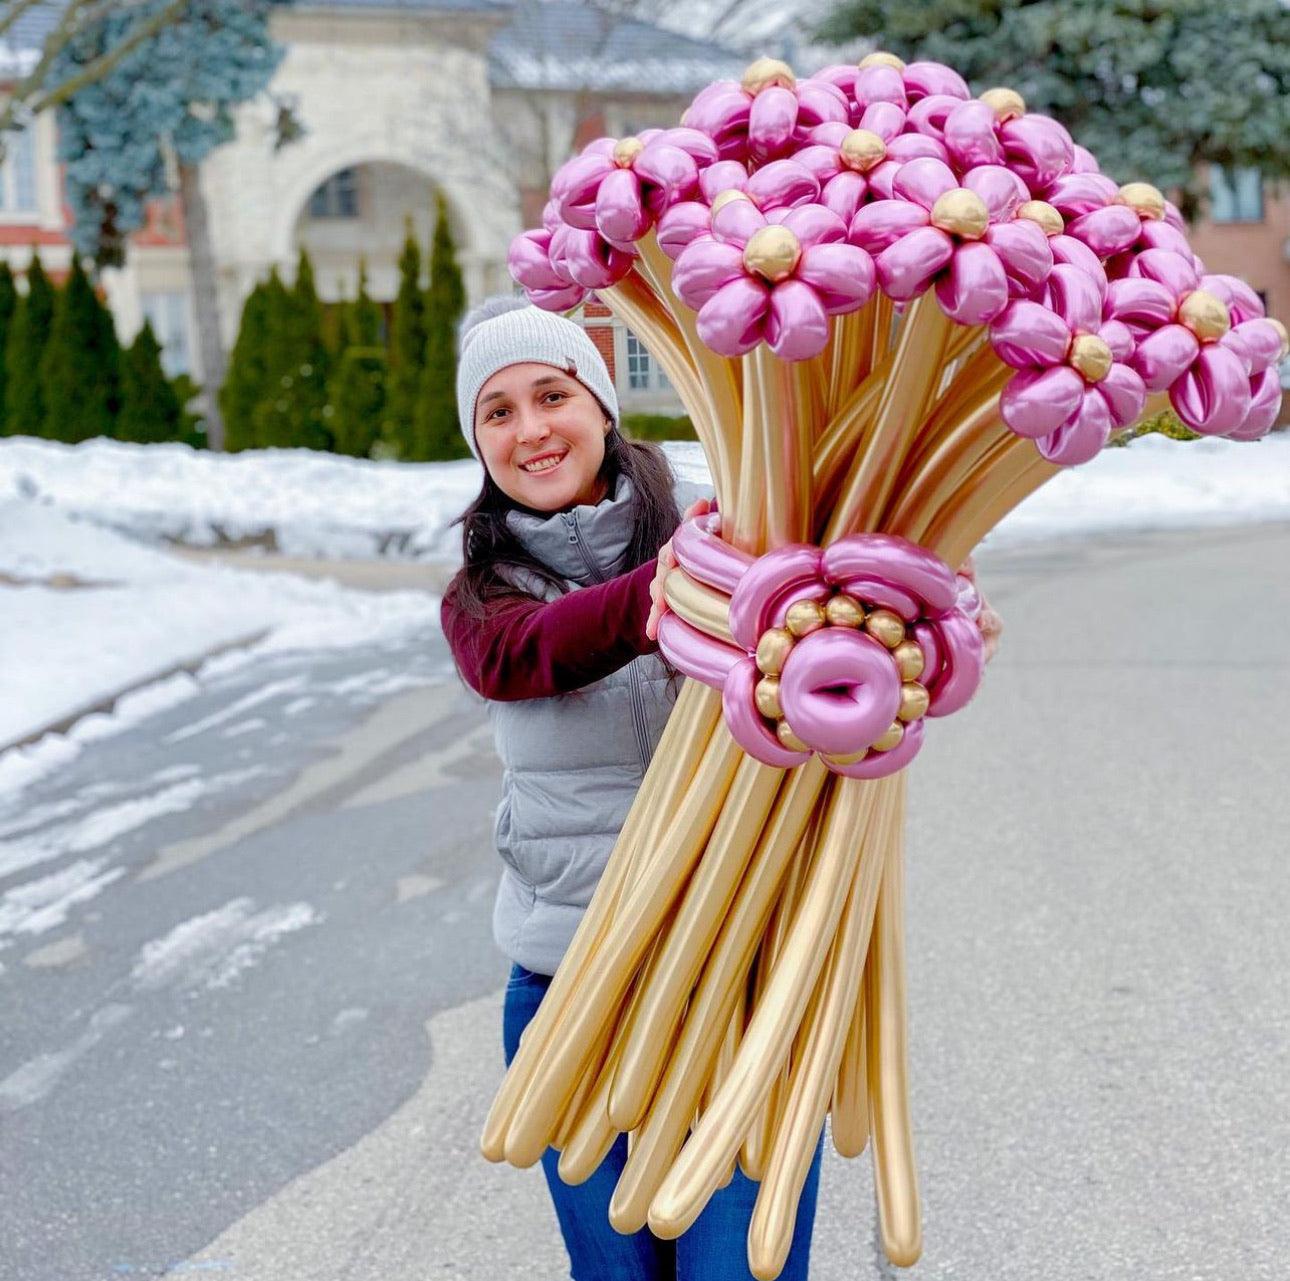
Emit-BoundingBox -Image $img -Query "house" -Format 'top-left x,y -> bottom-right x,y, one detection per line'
0,0 -> 742,416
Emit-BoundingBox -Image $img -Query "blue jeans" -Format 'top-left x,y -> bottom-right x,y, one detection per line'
503,962 -> 823,1281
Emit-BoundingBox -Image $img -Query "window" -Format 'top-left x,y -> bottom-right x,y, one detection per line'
308,168 -> 360,219
0,128 -> 37,214
1209,166 -> 1263,223
624,330 -> 670,392
140,292 -> 192,377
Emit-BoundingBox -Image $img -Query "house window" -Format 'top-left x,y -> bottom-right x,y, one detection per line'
140,292 -> 192,376
308,167 -> 360,219
1209,166 -> 1263,223
0,128 -> 37,214
625,329 -> 670,392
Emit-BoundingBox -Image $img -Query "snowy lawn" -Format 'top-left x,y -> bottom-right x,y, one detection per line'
2,430 -> 1287,771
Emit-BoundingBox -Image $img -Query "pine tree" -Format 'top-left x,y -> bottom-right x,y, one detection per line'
117,320 -> 182,443
345,260 -> 382,349
412,194 -> 468,461
253,249 -> 331,451
327,346 -> 387,458
220,275 -> 274,452
0,264 -> 15,434
5,253 -> 55,438
385,218 -> 426,457
40,255 -> 121,442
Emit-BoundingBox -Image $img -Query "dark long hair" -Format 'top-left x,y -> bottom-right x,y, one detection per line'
447,426 -> 681,619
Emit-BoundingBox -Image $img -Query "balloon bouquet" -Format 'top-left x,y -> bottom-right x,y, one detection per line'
491,53 -> 1286,1278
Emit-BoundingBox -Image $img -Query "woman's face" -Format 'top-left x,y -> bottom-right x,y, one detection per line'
474,362 -> 611,512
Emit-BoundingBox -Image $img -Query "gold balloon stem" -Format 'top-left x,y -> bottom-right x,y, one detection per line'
867,772 -> 922,1269
600,273 -> 734,507
608,761 -> 830,1235
747,774 -> 897,1281
825,295 -> 956,540
831,984 -> 869,1158
648,776 -> 881,1239
663,569 -> 734,645
752,346 -> 814,548
825,307 -> 873,419
480,682 -> 720,1162
636,233 -> 744,500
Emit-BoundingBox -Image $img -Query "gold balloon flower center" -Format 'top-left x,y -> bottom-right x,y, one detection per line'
612,137 -> 644,168
1016,199 -> 1064,237
840,128 -> 887,173
1177,289 -> 1231,342
743,225 -> 801,283
1116,181 -> 1165,221
980,87 -> 1025,122
859,50 -> 905,72
930,188 -> 989,240
711,188 -> 754,215
1068,333 -> 1113,383
741,57 -> 795,95
1269,317 -> 1290,360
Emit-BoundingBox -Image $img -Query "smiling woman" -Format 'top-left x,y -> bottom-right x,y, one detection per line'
473,363 -> 613,511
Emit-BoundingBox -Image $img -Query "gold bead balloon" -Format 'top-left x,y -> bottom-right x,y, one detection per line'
980,87 -> 1025,121
864,609 -> 906,650
742,57 -> 795,94
755,627 -> 795,675
711,188 -> 753,215
776,720 -> 810,753
824,747 -> 869,767
893,639 -> 926,682
930,189 -> 989,241
612,137 -> 644,168
859,50 -> 905,71
1178,289 -> 1231,343
755,675 -> 784,720
786,599 -> 828,637
840,129 -> 887,173
743,226 -> 802,284
1068,333 -> 1113,383
825,594 -> 866,629
873,720 -> 906,752
897,683 -> 930,723
1116,181 -> 1165,221
1016,200 -> 1064,237
1269,317 -> 1290,359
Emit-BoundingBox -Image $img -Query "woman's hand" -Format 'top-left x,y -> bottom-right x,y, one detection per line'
646,498 -> 712,642
957,554 -> 1003,663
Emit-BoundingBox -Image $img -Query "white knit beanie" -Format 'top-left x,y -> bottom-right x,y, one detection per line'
455,295 -> 620,460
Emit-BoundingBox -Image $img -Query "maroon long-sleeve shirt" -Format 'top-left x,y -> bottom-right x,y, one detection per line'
440,559 -> 659,701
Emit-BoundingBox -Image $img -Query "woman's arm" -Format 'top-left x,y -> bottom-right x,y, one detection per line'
441,559 -> 659,701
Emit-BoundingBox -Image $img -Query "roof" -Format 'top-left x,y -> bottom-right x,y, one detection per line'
489,1 -> 745,94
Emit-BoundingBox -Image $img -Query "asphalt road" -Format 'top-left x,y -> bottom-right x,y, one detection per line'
1,522 -> 1287,1281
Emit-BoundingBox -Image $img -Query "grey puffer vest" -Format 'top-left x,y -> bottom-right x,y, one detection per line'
487,474 -> 679,975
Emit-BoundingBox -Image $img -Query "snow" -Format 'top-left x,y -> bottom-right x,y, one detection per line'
1,431 -> 1287,773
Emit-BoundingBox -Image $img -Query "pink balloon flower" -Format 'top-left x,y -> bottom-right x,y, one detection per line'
672,201 -> 875,360
550,128 -> 720,247
682,61 -> 849,164
657,521 -> 984,780
991,263 -> 1147,464
507,201 -> 592,311
812,58 -> 970,121
850,158 -> 1051,323
1043,174 -> 1197,270
928,94 -> 1075,192
1103,249 -> 1257,436
656,158 -> 821,261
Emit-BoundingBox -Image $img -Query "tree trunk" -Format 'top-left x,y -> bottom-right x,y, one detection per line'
178,159 -> 228,450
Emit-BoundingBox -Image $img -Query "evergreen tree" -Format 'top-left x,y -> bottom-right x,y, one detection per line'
5,254 -> 55,438
385,218 -> 426,456
327,346 -> 386,458
40,255 -> 121,442
117,320 -> 182,443
253,249 -> 331,451
345,260 -> 382,349
220,275 -> 274,452
819,0 -> 1290,215
412,194 -> 468,461
0,263 -> 15,433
